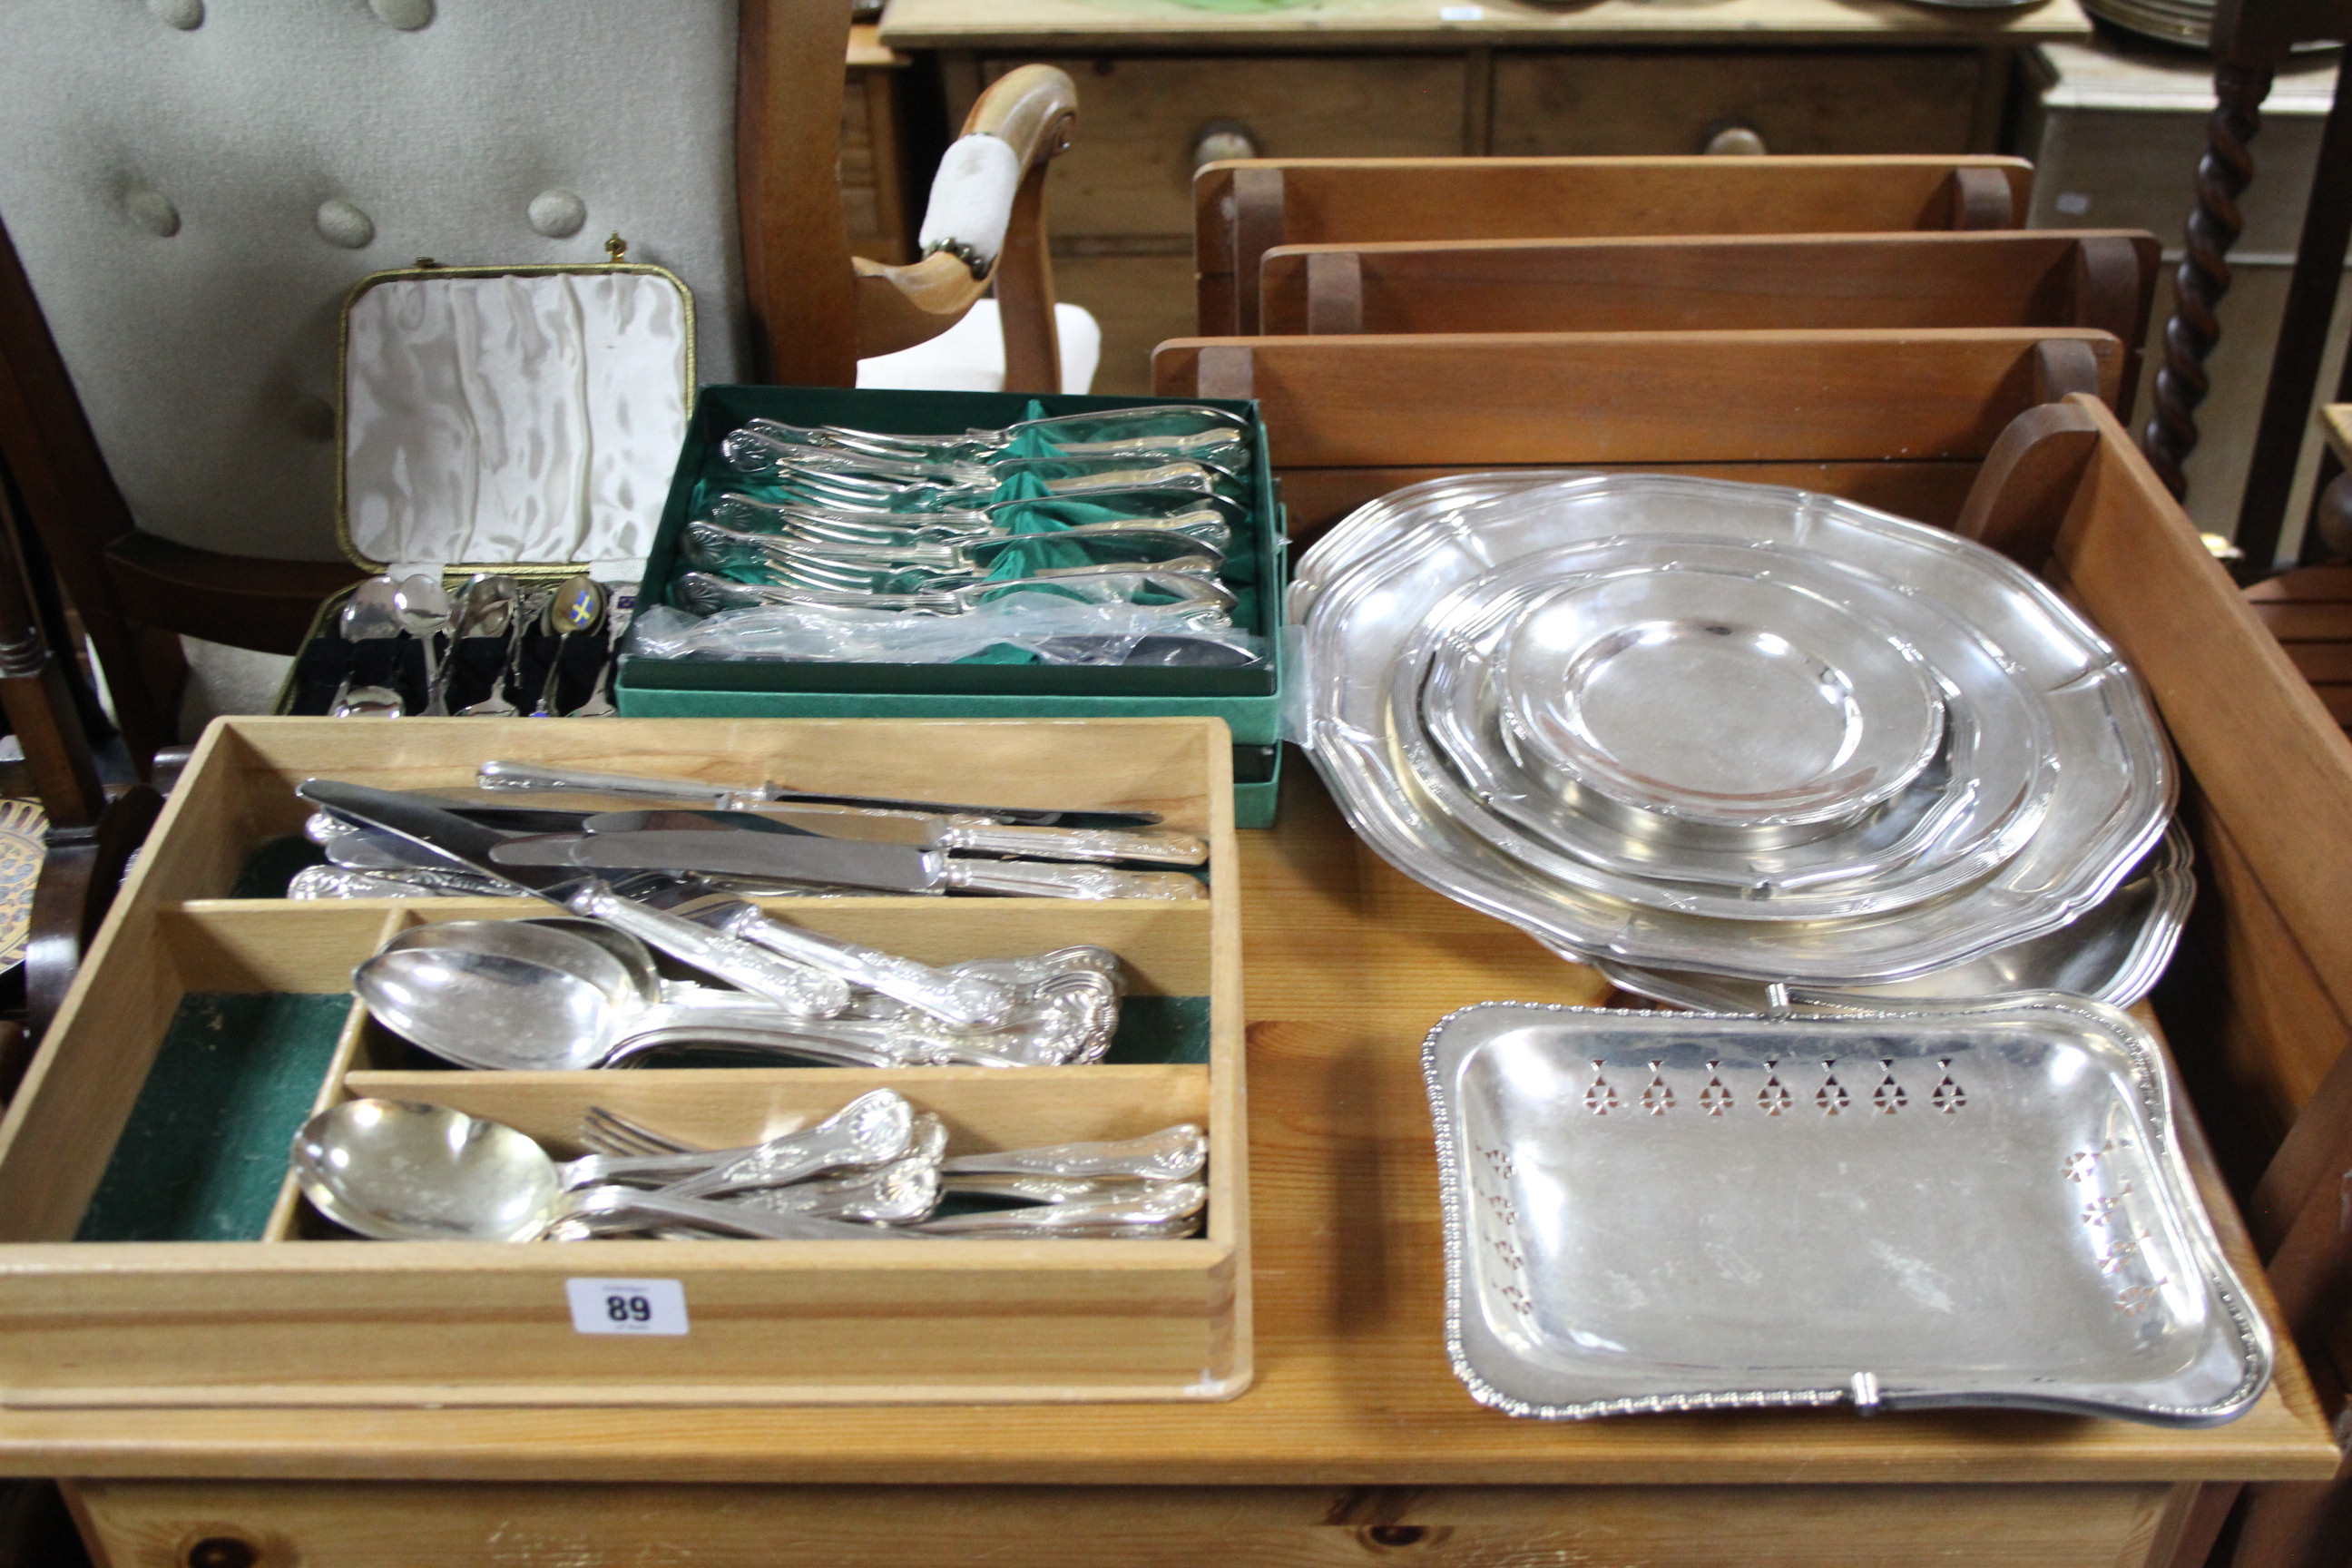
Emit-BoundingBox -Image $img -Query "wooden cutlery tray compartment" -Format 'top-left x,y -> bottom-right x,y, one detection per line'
0,718 -> 1247,1407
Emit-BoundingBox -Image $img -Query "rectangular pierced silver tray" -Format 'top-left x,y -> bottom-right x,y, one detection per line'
1423,997 -> 2270,1426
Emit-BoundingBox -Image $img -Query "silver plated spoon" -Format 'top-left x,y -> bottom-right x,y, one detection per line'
355,921 -> 1062,1069
354,921 -> 877,1071
338,577 -> 405,708
393,575 -> 454,715
458,577 -> 529,717
291,1098 -> 911,1241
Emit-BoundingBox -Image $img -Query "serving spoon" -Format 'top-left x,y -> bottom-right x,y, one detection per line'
290,1098 -> 915,1241
354,920 -> 1086,1069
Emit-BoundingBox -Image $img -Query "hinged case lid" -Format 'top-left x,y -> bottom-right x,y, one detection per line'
337,240 -> 694,583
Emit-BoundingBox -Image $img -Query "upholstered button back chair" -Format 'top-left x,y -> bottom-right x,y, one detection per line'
0,0 -> 1089,767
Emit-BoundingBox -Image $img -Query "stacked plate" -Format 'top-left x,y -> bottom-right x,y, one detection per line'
2081,0 -> 2213,47
1294,474 -> 2178,999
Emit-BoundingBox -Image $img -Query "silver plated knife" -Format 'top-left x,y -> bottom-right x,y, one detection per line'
475,760 -> 1165,828
488,827 -> 1209,901
583,808 -> 1208,867
296,780 -> 1024,1028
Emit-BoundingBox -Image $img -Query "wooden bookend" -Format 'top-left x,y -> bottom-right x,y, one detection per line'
1954,401 -> 2103,572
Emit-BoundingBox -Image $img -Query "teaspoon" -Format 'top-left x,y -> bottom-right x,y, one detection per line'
458,577 -> 529,717
393,575 -> 454,715
534,575 -> 606,718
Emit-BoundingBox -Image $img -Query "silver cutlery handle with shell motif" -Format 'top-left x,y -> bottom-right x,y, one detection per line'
705,901 -> 1016,1030
937,858 -> 1206,901
937,821 -> 1208,867
570,885 -> 851,1017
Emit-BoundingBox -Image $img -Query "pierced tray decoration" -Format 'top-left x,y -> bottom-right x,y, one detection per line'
1422,998 -> 2270,1426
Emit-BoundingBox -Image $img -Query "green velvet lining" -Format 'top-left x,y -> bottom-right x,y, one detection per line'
230,834 -> 327,898
1100,994 -> 1211,1065
75,993 -> 349,1241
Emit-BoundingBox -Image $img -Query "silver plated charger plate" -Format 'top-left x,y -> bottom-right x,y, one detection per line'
1598,827 -> 2196,1014
1298,474 -> 2175,981
1407,536 -> 2053,915
1424,998 -> 2270,1425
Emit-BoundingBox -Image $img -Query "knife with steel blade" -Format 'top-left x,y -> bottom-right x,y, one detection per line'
474,760 -> 1166,828
584,808 -> 1209,867
488,827 -> 1209,901
296,781 -> 1026,1028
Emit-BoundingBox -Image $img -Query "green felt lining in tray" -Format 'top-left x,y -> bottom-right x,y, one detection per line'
74,993 -> 1211,1242
77,993 -> 349,1242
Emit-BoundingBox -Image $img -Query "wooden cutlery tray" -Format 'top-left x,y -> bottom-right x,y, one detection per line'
0,718 -> 1248,1407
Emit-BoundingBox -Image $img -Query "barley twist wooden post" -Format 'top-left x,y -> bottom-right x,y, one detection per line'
2141,62 -> 2274,499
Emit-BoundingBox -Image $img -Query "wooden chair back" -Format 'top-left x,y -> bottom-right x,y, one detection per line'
1958,393 -> 2352,1568
1196,155 -> 2036,336
1152,328 -> 2123,540
741,0 -> 1076,390
1259,230 -> 2158,423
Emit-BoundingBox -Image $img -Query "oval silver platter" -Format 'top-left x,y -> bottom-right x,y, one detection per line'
1422,997 -> 2271,1425
1597,826 -> 2197,1014
1297,473 -> 2175,981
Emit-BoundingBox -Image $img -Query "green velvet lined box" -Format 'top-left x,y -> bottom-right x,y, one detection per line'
615,386 -> 1289,824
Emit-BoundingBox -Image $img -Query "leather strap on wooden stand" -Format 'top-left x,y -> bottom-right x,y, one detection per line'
1231,168 -> 1287,336
1946,166 -> 2014,230
1304,251 -> 1364,335
2072,234 -> 2150,420
1194,345 -> 1255,401
2033,338 -> 2105,406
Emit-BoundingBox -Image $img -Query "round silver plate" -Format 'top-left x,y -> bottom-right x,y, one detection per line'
1402,544 -> 2058,920
1298,474 -> 2174,983
1493,563 -> 1945,832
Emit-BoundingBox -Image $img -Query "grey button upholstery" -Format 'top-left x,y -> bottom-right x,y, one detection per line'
315,198 -> 375,250
527,189 -> 587,240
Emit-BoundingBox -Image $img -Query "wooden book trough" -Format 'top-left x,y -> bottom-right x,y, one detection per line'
1196,154 -> 2034,335
1155,327 -> 2123,541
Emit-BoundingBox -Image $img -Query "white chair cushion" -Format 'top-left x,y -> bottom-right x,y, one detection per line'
857,300 -> 1102,395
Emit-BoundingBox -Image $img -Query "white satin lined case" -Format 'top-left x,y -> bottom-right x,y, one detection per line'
337,253 -> 694,583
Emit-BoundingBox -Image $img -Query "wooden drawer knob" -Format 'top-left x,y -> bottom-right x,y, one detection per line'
1193,121 -> 1260,170
1702,122 -> 1769,156
185,1537 -> 260,1568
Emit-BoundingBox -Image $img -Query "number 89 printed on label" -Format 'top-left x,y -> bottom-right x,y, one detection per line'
566,1277 -> 690,1336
